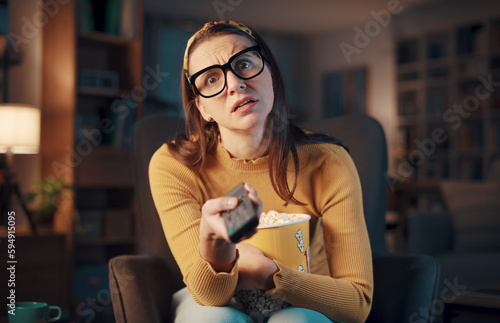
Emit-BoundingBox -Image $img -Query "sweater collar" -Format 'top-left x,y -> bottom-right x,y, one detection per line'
214,140 -> 270,172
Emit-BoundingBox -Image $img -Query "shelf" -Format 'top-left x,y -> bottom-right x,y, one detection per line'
425,79 -> 450,88
76,237 -> 135,247
397,81 -> 423,91
426,151 -> 450,160
78,32 -> 137,46
424,115 -> 448,123
78,87 -> 125,98
393,180 -> 441,193
460,114 -> 485,122
397,116 -> 420,125
457,149 -> 483,158
491,68 -> 500,78
425,58 -> 451,68
489,149 -> 500,157
396,61 -> 422,72
455,52 -> 487,63
489,111 -> 500,118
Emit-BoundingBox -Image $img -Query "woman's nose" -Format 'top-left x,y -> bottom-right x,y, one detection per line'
226,70 -> 246,94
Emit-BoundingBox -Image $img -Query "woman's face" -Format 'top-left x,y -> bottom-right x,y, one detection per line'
188,34 -> 274,137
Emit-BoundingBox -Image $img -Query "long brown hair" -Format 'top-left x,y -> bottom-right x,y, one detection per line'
167,22 -> 348,205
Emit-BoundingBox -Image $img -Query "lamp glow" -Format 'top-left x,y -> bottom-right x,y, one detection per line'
0,104 -> 41,154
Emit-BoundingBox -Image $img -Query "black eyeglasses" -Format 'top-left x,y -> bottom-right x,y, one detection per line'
187,45 -> 266,98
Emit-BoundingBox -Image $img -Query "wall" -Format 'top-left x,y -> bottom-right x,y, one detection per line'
307,20 -> 397,171
143,16 -> 310,120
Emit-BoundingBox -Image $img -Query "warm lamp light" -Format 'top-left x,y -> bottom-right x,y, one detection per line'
0,103 -> 40,233
0,104 -> 41,154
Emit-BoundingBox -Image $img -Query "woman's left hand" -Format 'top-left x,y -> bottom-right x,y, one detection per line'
236,242 -> 278,291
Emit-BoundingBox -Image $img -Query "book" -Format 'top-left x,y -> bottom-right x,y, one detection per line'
79,69 -> 119,90
0,2 -> 8,34
426,87 -> 448,115
398,91 -> 418,116
397,38 -> 419,64
426,32 -> 448,60
79,0 -> 95,33
120,0 -> 135,38
456,23 -> 483,55
491,20 -> 500,52
83,0 -> 123,35
105,0 -> 122,36
494,125 -> 500,149
76,210 -> 104,240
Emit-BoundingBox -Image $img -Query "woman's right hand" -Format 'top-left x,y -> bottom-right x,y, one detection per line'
199,183 -> 262,273
199,196 -> 238,272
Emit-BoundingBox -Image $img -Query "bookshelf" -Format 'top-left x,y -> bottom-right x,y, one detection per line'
74,0 -> 142,256
394,17 -> 500,183
42,0 -> 142,320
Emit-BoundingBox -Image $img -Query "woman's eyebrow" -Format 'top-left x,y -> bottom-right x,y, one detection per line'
203,44 -> 248,66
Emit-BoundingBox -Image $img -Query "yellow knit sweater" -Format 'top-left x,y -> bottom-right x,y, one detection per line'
149,140 -> 373,323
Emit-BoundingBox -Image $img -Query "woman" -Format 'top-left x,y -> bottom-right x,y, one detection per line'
149,20 -> 373,323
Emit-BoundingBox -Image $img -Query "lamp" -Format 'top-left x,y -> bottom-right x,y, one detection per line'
0,104 -> 40,233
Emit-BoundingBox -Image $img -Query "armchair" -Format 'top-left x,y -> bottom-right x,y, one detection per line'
408,181 -> 500,323
305,116 -> 439,323
109,114 -> 439,323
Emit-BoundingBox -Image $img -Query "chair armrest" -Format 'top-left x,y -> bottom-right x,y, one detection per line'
109,254 -> 179,323
367,253 -> 440,323
408,212 -> 453,256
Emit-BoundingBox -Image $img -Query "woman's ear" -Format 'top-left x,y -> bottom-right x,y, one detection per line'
195,99 -> 213,122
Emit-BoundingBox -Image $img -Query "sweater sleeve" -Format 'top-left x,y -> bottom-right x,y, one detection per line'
265,147 -> 373,323
148,144 -> 238,306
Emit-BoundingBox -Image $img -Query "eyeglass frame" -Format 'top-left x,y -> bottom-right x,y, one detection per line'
187,44 -> 268,98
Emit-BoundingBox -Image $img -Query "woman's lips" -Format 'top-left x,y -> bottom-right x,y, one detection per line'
232,97 -> 258,113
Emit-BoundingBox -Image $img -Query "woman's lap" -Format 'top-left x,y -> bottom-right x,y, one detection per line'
171,287 -> 253,323
171,287 -> 333,323
265,307 -> 333,322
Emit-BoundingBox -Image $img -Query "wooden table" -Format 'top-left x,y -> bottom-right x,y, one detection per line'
443,281 -> 500,322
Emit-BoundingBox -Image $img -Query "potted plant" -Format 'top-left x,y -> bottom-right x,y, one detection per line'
24,176 -> 74,226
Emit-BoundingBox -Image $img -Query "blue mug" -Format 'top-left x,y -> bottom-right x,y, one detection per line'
7,301 -> 61,323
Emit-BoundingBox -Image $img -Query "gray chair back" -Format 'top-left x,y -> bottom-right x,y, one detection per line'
303,115 -> 388,254
130,114 -> 185,292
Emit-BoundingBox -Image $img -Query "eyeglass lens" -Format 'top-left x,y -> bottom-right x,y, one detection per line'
194,49 -> 263,97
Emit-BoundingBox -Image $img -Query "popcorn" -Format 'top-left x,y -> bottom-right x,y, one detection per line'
230,211 -> 308,320
231,289 -> 289,322
258,210 -> 306,227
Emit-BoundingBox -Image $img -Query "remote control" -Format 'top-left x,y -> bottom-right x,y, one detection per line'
222,182 -> 259,243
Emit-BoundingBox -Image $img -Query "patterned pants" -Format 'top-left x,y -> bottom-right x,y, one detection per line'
171,287 -> 335,323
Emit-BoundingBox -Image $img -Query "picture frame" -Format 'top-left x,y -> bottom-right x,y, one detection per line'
323,66 -> 367,118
